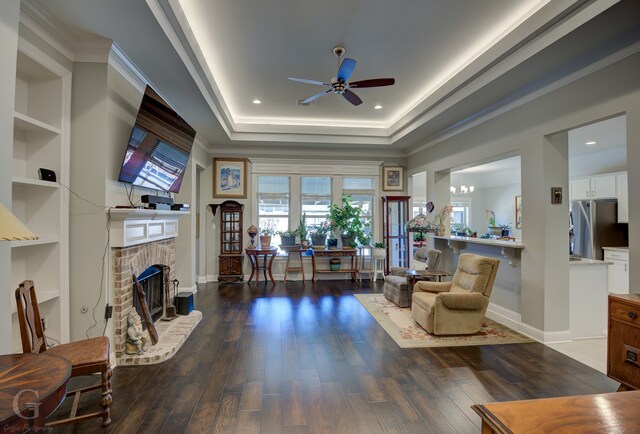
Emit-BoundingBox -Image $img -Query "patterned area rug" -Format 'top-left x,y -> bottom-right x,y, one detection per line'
355,294 -> 533,348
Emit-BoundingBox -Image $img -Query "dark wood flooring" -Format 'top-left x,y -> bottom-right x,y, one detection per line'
52,280 -> 618,433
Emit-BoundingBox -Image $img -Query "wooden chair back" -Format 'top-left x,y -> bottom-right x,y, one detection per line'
15,280 -> 48,354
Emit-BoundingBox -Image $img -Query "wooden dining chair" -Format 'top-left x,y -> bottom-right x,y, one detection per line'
15,280 -> 112,427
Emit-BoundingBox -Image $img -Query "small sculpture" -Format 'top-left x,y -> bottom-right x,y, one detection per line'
247,225 -> 258,248
125,311 -> 147,355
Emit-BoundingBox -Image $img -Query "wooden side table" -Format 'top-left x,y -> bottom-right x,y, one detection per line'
245,247 -> 278,286
0,353 -> 71,432
284,248 -> 308,283
312,249 -> 358,282
608,293 -> 640,390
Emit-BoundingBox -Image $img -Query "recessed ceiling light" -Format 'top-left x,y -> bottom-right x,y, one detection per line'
374,105 -> 383,110
253,99 -> 262,104
585,141 -> 597,146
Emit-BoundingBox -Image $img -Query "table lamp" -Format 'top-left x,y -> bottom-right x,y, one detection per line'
406,213 -> 429,247
0,202 -> 38,241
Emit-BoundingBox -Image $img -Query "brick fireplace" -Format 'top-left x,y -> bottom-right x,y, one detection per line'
109,209 -> 201,366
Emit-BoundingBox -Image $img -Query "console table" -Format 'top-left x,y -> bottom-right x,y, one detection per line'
312,249 -> 358,282
472,390 -> 640,433
245,247 -> 278,286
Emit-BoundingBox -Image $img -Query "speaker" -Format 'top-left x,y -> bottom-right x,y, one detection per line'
38,168 -> 57,183
175,292 -> 194,315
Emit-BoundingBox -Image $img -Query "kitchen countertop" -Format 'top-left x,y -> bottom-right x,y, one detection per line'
602,246 -> 629,252
431,235 -> 524,248
570,257 -> 613,266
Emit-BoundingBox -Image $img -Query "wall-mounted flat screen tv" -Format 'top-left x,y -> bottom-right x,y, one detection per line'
118,86 -> 196,193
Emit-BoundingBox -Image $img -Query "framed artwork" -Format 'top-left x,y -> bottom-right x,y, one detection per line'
515,195 -> 522,229
212,158 -> 248,198
382,166 -> 404,191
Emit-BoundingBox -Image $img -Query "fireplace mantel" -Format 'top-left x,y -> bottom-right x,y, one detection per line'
108,208 -> 190,247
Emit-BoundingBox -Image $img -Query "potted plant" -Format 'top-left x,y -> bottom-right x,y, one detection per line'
500,223 -> 512,237
276,229 -> 297,247
328,194 -> 369,249
435,205 -> 453,236
309,221 -> 331,248
372,242 -> 386,260
484,209 -> 501,236
259,222 -> 275,248
295,213 -> 309,247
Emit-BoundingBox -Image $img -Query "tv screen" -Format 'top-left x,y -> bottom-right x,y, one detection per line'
118,86 -> 196,193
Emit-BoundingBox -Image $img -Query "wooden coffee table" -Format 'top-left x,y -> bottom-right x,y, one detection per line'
404,269 -> 451,306
472,390 -> 640,433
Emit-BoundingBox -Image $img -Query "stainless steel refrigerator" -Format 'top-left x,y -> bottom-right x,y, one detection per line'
570,199 -> 628,260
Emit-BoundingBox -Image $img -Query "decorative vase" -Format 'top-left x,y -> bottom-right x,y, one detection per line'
501,228 -> 510,237
300,239 -> 309,248
488,226 -> 502,236
329,258 -> 341,271
260,235 -> 272,248
327,238 -> 338,249
437,224 -> 446,236
340,234 -> 355,249
311,234 -> 326,246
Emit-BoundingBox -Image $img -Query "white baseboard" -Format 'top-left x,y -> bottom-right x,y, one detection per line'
110,351 -> 117,369
179,284 -> 197,294
486,303 -> 572,344
197,275 -> 207,284
206,274 -> 215,282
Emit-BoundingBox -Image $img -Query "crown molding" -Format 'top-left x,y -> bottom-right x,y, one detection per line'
108,43 -> 148,94
20,0 -> 75,60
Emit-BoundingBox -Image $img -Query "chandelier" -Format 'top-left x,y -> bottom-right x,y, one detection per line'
449,169 -> 474,195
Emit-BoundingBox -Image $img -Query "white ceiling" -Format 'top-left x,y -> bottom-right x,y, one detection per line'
27,0 -> 638,155
568,114 -> 627,156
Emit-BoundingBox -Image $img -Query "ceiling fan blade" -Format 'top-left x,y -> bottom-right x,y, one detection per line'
342,89 -> 363,106
349,78 -> 395,88
303,89 -> 332,104
288,77 -> 331,86
337,58 -> 356,83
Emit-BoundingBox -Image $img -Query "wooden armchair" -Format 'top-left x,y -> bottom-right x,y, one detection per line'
15,280 -> 112,427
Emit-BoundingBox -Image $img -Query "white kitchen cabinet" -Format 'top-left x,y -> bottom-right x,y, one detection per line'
604,248 -> 629,294
569,262 -> 608,339
590,174 -> 617,199
570,178 -> 590,200
616,173 -> 628,223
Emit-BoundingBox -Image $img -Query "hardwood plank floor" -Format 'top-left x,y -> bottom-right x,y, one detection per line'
51,280 -> 618,433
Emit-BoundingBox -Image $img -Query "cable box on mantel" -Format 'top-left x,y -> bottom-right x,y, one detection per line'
141,194 -> 174,205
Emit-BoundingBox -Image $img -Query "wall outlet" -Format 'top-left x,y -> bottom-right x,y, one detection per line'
105,304 -> 113,320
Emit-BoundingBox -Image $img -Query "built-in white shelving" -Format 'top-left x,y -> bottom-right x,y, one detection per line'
10,37 -> 71,351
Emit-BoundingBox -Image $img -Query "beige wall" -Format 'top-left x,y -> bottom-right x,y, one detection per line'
408,51 -> 640,336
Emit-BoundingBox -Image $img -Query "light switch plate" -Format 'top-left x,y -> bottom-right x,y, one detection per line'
551,187 -> 562,204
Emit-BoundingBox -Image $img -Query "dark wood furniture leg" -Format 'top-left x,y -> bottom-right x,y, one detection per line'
247,253 -> 256,283
268,253 -> 277,285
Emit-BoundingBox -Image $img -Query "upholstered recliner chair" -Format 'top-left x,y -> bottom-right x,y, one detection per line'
383,247 -> 441,307
411,253 -> 500,335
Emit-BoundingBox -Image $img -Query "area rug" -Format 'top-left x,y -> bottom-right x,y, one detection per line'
354,294 -> 533,348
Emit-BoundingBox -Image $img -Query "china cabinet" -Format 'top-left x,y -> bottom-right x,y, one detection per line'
210,201 -> 244,283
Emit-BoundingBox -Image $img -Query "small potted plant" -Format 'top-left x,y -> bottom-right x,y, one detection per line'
328,194 -> 369,249
295,213 -> 309,247
259,222 -> 275,248
372,242 -> 386,260
276,229 -> 297,247
309,221 -> 331,248
484,209 -> 501,236
435,205 -> 453,236
500,223 -> 512,237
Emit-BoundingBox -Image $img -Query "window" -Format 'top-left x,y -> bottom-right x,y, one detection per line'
301,177 -> 332,226
450,201 -> 469,232
343,177 -> 375,240
257,176 -> 290,246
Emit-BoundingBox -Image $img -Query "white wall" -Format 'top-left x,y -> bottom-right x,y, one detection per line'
0,0 -> 20,353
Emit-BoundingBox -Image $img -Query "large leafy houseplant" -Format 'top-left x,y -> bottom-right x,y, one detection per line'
328,194 -> 369,247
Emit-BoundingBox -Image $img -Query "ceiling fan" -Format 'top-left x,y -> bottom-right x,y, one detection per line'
288,47 -> 395,106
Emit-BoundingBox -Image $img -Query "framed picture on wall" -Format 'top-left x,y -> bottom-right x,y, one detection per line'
212,158 -> 248,198
515,195 -> 522,229
382,166 -> 404,191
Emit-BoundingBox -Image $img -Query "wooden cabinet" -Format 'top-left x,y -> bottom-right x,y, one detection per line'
605,248 -> 629,294
381,196 -> 411,274
210,201 -> 244,283
608,294 -> 640,389
10,37 -> 71,351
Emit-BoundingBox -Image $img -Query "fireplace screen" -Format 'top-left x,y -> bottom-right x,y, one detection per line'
133,265 -> 165,325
